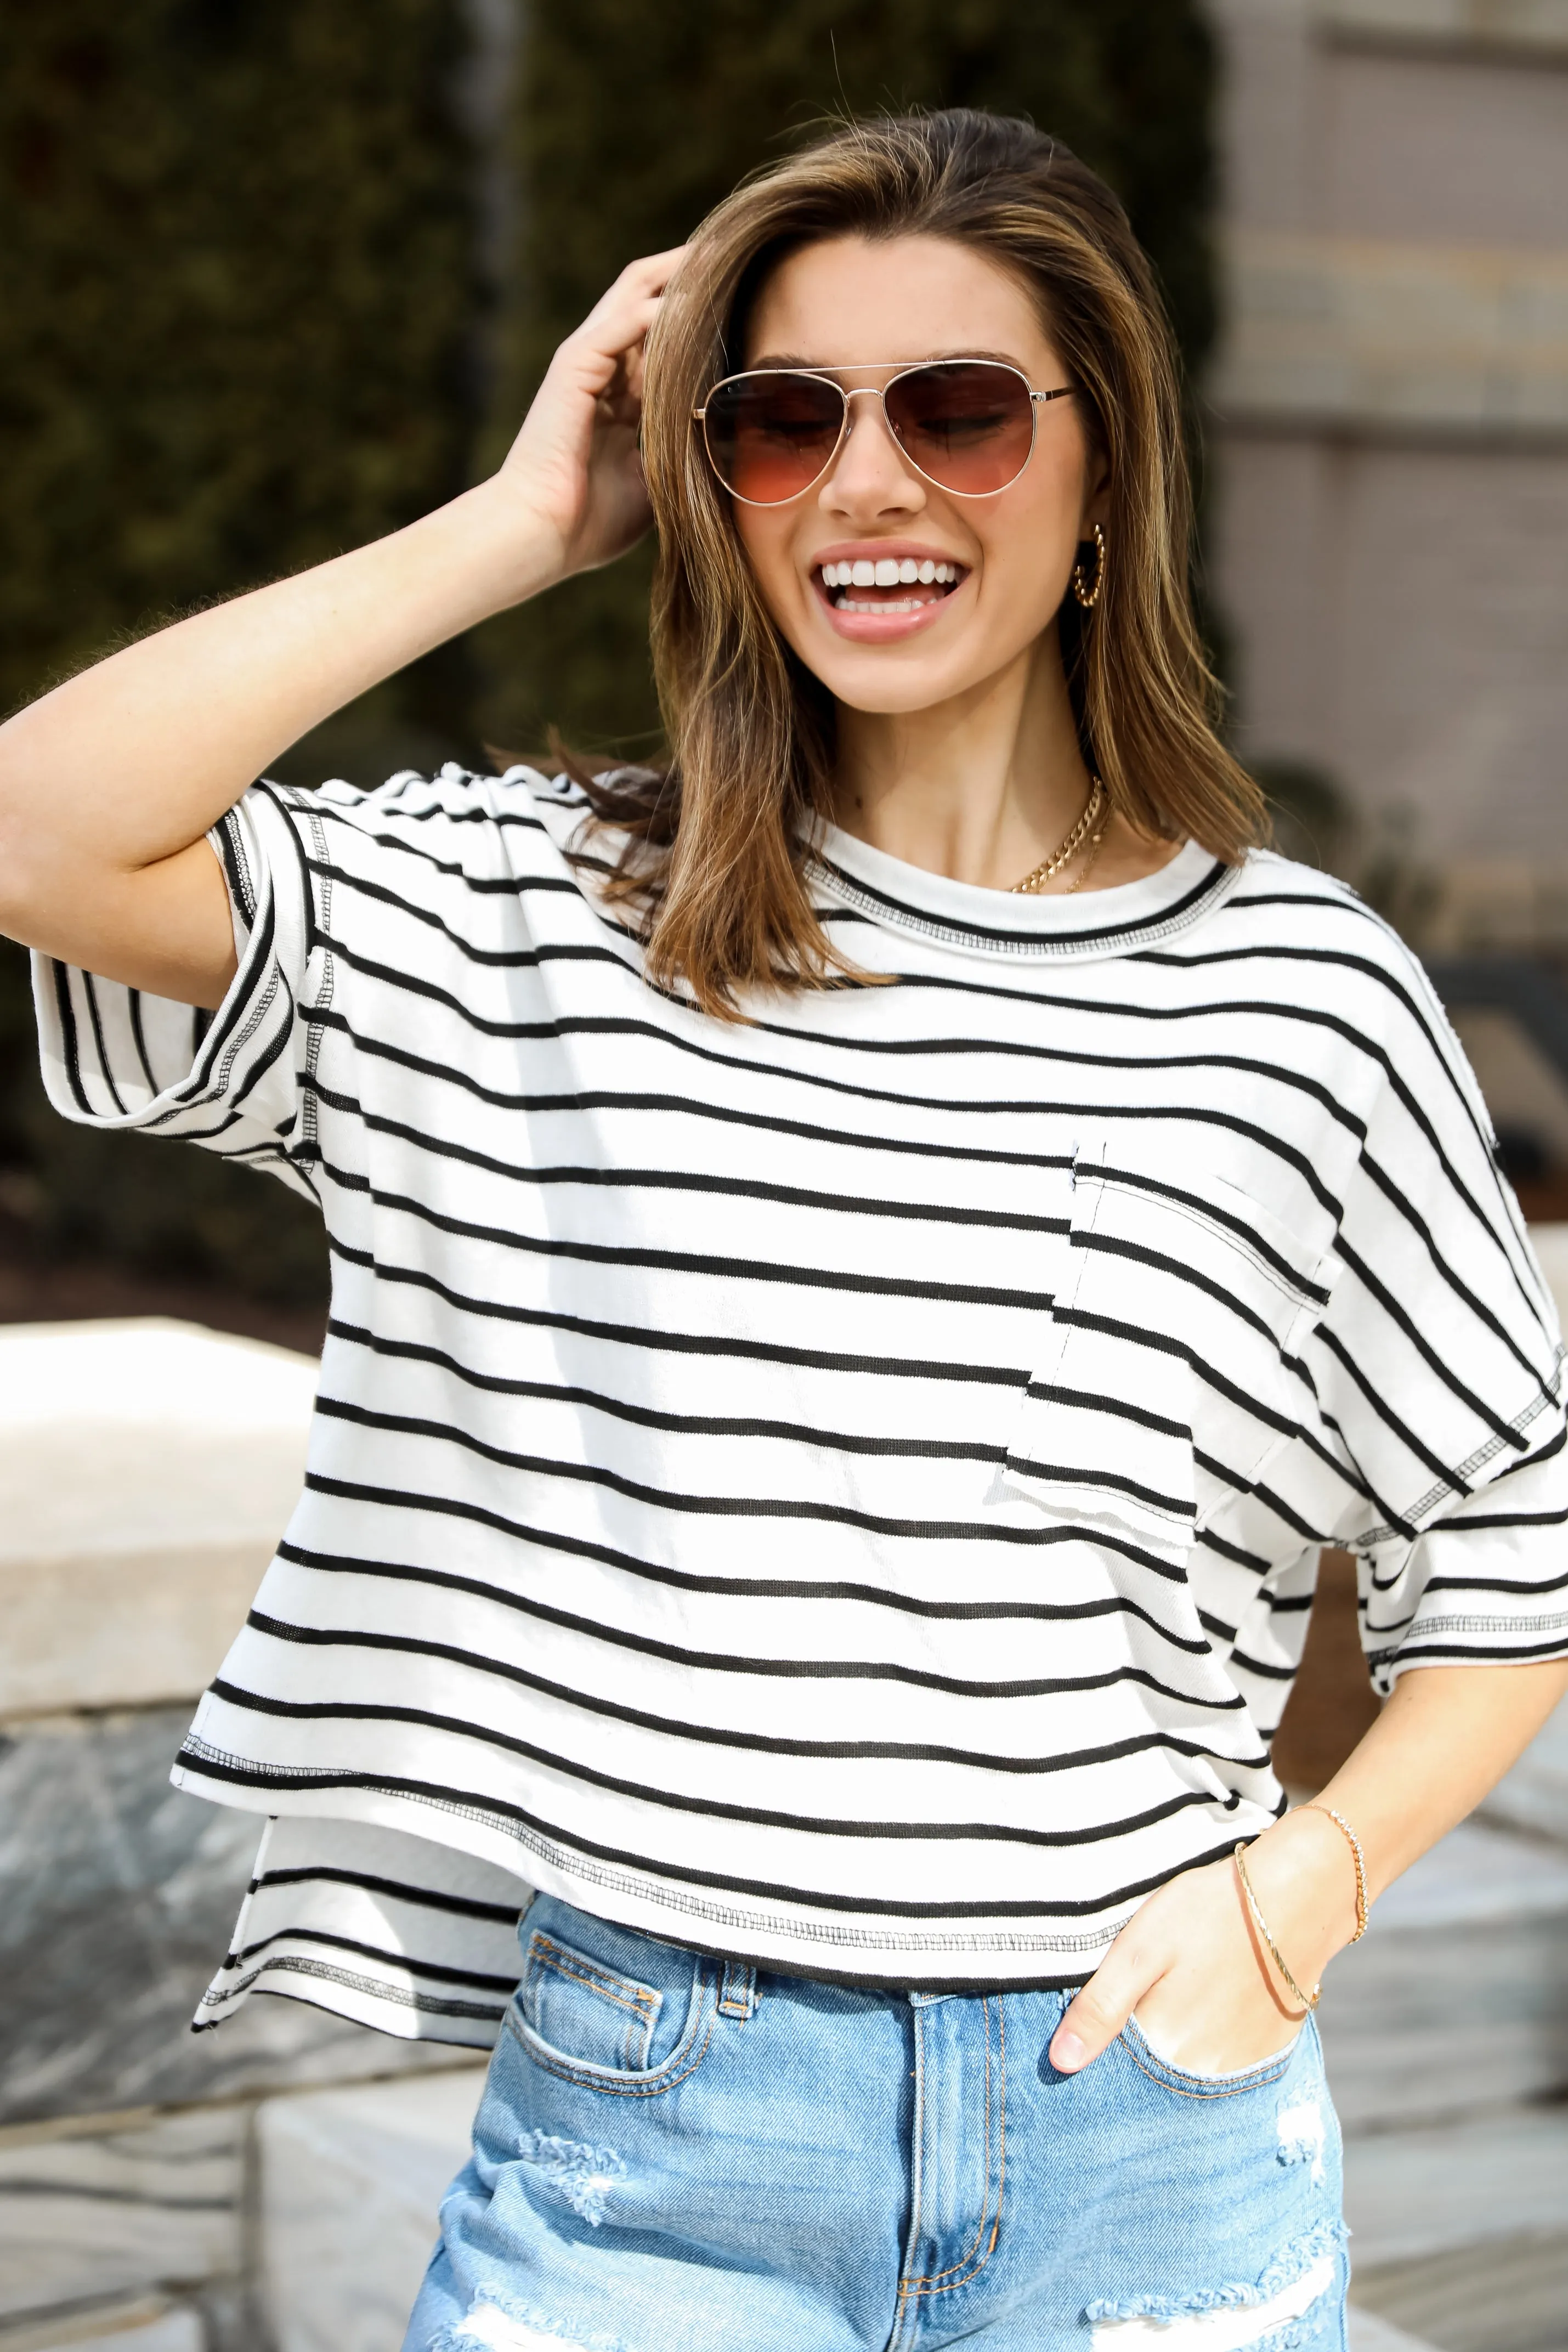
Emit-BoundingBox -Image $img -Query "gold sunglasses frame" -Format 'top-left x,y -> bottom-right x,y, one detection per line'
692,359 -> 1076,506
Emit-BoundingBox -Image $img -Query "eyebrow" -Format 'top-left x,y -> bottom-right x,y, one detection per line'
744,347 -> 1032,372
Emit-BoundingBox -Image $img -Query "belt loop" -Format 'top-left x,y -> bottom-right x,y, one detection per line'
718,1959 -> 757,2019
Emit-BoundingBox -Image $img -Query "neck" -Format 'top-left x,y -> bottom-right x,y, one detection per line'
828,627 -> 1095,892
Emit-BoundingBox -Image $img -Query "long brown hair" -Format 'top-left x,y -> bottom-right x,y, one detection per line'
577,108 -> 1264,1018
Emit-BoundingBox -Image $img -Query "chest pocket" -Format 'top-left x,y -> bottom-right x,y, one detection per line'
1001,1140 -> 1338,1563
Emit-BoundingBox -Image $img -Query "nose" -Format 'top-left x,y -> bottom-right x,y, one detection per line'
817,391 -> 926,521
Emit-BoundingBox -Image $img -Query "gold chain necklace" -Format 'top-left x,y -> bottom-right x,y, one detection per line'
1011,779 -> 1106,895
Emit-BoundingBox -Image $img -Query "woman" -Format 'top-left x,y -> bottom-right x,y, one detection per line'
1,110 -> 1563,2352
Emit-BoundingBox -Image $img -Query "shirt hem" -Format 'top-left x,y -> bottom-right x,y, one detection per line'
169,1756 -> 1268,1983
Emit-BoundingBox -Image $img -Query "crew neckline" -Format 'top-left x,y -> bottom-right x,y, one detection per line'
806,824 -> 1240,963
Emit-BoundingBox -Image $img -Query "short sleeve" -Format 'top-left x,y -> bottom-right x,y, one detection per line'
1362,1444 -> 1568,1689
32,779 -> 318,1198
1298,943 -> 1568,1690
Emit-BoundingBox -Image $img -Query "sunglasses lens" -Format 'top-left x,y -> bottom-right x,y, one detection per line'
704,374 -> 845,503
884,361 -> 1036,493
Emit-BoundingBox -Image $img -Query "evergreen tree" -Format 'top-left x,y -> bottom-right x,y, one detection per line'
0,1 -> 471,1297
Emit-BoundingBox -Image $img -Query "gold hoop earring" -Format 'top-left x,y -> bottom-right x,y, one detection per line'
1072,522 -> 1106,610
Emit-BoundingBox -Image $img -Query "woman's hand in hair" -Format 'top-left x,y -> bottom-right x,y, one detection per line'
495,247 -> 688,582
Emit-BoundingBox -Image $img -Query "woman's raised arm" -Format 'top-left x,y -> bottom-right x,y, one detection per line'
0,248 -> 684,1008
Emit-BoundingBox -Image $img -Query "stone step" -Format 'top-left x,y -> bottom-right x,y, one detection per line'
1343,2107 -> 1568,2269
1343,2107 -> 1568,2352
0,2302 -> 204,2352
1351,2230 -> 1568,2352
0,1318 -> 314,1718
0,2108 -> 243,2332
1317,1816 -> 1568,2130
1348,2314 -> 1444,2352
258,2068 -> 486,2352
0,1705 -> 460,2133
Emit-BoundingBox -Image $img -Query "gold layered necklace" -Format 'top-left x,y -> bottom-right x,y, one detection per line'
1010,778 -> 1107,895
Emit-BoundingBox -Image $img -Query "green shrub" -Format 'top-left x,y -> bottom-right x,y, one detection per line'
0,1 -> 472,1300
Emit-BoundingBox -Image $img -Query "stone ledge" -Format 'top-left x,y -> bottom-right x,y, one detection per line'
0,2298 -> 204,2352
0,1708 -> 460,2129
0,2108 -> 242,2328
0,1321 -> 314,1717
1348,2313 -> 1444,2352
1318,0 -> 1568,54
1209,230 -> 1568,437
258,2071 -> 486,2352
1344,2107 -> 1568,2265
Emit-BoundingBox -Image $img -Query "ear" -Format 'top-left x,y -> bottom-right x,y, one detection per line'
1079,446 -> 1112,535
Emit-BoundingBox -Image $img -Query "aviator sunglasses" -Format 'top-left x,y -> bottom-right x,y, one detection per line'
694,358 -> 1075,506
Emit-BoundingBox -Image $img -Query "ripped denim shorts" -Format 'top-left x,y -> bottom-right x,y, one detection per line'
403,1893 -> 1347,2352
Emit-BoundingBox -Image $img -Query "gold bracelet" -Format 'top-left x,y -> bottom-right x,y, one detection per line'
1233,1842 -> 1320,2014
1301,1803 -> 1369,1941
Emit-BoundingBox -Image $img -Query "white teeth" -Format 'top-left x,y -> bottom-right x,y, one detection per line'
819,556 -> 963,599
834,596 -> 928,612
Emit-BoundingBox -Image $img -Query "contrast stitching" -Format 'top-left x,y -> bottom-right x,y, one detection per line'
505,1994 -> 715,2097
916,1994 -> 1007,2296
1360,1345 -> 1567,1545
886,2006 -> 930,2351
526,1938 -> 658,2070
901,1995 -> 993,2288
528,1935 -> 658,2016
1119,2026 -> 1292,2100
176,1742 -> 1135,1959
899,1995 -> 1006,2298
805,855 -> 1239,961
302,806 -> 332,1151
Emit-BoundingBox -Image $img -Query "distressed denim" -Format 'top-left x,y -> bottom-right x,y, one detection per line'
403,1893 -> 1347,2352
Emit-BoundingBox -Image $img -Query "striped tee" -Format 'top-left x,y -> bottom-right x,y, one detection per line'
35,764 -> 1568,2046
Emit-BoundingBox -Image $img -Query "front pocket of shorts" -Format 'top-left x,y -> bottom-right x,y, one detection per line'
1002,1142 -> 1337,1558
510,1925 -> 713,2092
1120,2011 -> 1303,2099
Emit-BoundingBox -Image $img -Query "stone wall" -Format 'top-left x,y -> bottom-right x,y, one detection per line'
0,1324 -> 461,2352
1203,0 -> 1568,884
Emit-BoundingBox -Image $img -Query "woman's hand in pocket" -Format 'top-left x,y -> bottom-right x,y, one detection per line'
1047,1808 -> 1360,2077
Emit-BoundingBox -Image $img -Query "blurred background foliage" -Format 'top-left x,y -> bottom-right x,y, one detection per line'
0,0 -> 1216,1306
0,0 -> 472,1301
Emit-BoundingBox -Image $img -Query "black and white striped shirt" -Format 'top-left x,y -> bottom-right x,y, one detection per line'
36,765 -> 1568,2043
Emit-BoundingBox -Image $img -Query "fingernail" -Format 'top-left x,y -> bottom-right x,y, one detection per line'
1051,2029 -> 1088,2073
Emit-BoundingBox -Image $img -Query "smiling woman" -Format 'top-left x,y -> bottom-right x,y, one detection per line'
0,104 -> 1564,2352
591,116 -> 1265,1013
